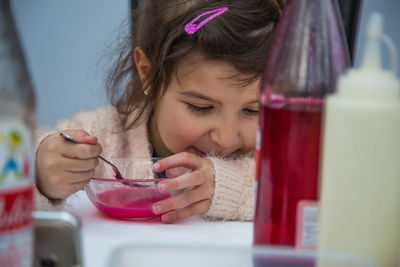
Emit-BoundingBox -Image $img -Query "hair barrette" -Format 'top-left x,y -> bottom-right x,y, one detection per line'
185,7 -> 229,35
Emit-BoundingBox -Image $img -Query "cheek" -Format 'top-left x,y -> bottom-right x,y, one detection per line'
157,108 -> 205,152
242,120 -> 257,150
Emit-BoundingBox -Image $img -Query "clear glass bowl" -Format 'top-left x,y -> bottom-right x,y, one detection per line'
85,158 -> 170,220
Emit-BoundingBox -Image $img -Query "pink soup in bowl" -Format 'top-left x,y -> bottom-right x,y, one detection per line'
85,158 -> 170,220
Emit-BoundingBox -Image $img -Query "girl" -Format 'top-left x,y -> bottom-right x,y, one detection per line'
35,0 -> 282,223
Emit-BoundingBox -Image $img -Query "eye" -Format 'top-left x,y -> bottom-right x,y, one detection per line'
186,103 -> 213,114
243,108 -> 259,116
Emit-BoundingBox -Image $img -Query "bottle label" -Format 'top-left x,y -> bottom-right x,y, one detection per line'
0,120 -> 34,267
295,200 -> 319,250
0,120 -> 34,188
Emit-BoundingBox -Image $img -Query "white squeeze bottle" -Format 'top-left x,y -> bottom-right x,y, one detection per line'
318,12 -> 400,266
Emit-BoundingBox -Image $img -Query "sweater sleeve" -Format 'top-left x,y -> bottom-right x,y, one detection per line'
204,154 -> 255,221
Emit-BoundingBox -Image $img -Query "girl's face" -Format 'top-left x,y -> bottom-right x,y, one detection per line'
149,54 -> 260,158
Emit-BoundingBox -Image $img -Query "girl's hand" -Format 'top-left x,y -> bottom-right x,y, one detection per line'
152,152 -> 215,223
35,130 -> 102,200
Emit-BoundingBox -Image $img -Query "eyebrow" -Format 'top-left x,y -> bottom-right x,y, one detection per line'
179,91 -> 259,106
179,91 -> 221,105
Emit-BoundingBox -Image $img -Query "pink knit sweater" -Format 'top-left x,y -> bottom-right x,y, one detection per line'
35,106 -> 255,221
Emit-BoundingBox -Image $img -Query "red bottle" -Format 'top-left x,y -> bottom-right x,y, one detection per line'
254,0 -> 350,248
0,1 -> 36,266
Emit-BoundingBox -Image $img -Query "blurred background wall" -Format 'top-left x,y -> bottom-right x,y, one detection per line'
12,0 -> 129,126
11,0 -> 400,127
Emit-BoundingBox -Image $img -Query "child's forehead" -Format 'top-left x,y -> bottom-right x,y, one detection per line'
175,52 -> 255,85
170,54 -> 260,99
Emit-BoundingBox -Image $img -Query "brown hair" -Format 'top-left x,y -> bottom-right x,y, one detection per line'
106,0 -> 282,129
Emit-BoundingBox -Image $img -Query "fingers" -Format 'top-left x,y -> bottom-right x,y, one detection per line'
160,199 -> 211,223
38,169 -> 95,199
155,183 -> 212,211
75,135 -> 98,145
155,154 -> 213,193
58,132 -> 102,159
153,152 -> 202,171
51,170 -> 95,186
40,151 -> 98,176
35,129 -> 102,200
152,180 -> 214,223
62,157 -> 99,172
149,152 -> 215,223
165,167 -> 190,178
41,130 -> 101,159
62,129 -> 98,144
157,170 -> 205,193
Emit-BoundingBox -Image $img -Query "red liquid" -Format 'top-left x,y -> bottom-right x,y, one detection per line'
93,187 -> 170,219
254,101 -> 322,246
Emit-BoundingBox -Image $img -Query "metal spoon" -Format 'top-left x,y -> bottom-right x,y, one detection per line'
59,132 -> 125,180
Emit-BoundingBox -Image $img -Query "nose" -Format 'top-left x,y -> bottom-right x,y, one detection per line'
210,119 -> 241,152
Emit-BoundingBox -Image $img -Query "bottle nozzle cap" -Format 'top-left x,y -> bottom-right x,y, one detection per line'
338,12 -> 399,99
366,13 -> 383,40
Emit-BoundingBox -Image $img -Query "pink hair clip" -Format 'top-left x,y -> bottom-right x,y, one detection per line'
185,7 -> 229,35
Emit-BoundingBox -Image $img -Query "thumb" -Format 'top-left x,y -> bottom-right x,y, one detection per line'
70,130 -> 98,145
77,135 -> 97,145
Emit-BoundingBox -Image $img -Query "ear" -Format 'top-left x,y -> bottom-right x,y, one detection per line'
134,47 -> 151,93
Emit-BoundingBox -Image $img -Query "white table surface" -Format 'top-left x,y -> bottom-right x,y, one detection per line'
64,191 -> 253,267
